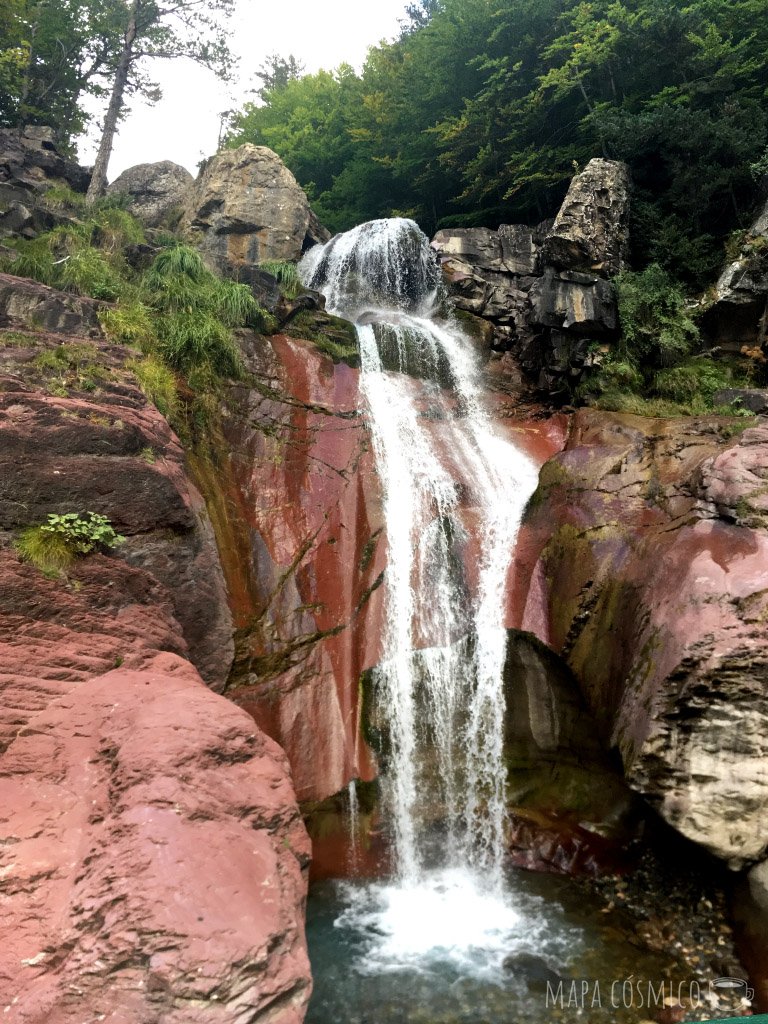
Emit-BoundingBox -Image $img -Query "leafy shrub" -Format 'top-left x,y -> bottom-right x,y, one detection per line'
127,356 -> 179,418
16,512 -> 124,576
616,264 -> 700,367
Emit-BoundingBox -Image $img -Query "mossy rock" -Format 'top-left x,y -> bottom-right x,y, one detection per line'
284,308 -> 360,368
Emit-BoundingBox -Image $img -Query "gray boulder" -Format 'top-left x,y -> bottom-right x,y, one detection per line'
107,161 -> 193,228
702,196 -> 768,350
179,145 -> 330,281
0,126 -> 89,196
542,158 -> 631,275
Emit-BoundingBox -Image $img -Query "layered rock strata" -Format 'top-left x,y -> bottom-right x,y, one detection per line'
432,159 -> 630,396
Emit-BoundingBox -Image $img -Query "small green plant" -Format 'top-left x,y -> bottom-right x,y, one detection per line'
139,446 -> 157,464
16,512 -> 125,576
259,259 -> 303,299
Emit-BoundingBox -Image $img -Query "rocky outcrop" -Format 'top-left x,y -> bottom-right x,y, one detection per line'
107,160 -> 194,228
180,145 -> 330,286
518,410 -> 768,867
432,159 -> 630,397
0,272 -> 103,335
504,631 -> 639,875
0,306 -> 233,695
703,196 -> 768,350
0,127 -> 89,241
0,653 -> 311,1024
0,126 -> 89,196
542,158 -> 630,275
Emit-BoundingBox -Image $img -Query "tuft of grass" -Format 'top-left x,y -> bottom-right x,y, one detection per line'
0,330 -> 42,348
41,183 -> 87,212
59,246 -> 123,301
128,356 -> 179,418
15,527 -> 74,576
99,300 -> 156,350
259,259 -> 303,299
653,360 -> 734,404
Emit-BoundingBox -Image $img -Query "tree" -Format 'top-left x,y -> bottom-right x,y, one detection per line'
254,52 -> 304,98
86,0 -> 236,203
1,0 -> 125,149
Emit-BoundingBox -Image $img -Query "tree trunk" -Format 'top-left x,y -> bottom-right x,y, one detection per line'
86,2 -> 138,204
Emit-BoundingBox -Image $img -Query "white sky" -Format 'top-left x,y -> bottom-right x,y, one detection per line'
77,0 -> 412,180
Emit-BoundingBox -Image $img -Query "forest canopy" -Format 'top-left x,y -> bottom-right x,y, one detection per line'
225,0 -> 768,286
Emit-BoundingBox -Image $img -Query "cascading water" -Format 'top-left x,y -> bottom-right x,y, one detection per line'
299,221 -> 730,1024
301,218 -> 540,946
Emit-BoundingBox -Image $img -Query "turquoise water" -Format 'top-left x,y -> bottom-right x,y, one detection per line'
305,866 -> 704,1024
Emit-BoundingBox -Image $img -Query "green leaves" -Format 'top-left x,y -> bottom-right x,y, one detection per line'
40,512 -> 125,554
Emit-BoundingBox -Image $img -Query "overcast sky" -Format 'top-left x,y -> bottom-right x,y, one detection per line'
77,0 -> 412,181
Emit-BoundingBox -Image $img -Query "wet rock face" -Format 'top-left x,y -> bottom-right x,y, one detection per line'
432,159 -> 630,397
107,160 -> 194,228
503,630 -> 639,875
519,410 -> 768,866
180,145 -> 330,282
0,653 -> 311,1024
190,331 -> 385,803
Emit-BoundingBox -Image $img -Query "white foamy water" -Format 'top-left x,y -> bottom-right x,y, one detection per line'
300,218 -> 541,960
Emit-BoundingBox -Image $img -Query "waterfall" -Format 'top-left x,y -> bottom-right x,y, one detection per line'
300,218 -> 538,898
347,779 -> 360,872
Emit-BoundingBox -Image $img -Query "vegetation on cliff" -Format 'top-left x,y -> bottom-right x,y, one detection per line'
226,0 -> 768,287
0,200 -> 273,437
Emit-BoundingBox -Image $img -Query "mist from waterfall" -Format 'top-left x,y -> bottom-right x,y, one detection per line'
300,218 -> 539,962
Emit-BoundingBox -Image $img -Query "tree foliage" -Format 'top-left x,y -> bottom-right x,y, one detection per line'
226,0 -> 768,284
0,0 -> 126,148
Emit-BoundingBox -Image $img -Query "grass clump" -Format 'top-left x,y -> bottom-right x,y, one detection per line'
141,245 -> 272,377
1,208 -> 143,301
16,512 -> 124,576
127,356 -> 179,418
259,259 -> 303,299
99,300 -> 157,349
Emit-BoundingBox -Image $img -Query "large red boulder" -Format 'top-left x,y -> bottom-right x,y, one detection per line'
0,653 -> 311,1023
520,410 -> 768,866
